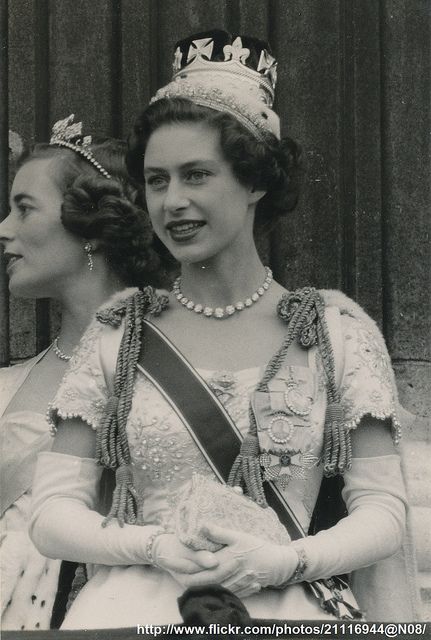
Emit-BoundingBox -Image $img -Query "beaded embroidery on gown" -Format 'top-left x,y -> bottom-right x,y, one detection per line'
46,296 -> 405,629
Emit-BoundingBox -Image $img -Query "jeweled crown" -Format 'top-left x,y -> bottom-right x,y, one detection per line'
50,114 -> 111,178
151,30 -> 280,141
173,30 -> 277,105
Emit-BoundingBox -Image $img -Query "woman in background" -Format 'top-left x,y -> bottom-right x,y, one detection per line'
0,115 -> 160,630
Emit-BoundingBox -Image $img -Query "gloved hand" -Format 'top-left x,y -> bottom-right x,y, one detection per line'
197,525 -> 299,596
153,532 -> 241,589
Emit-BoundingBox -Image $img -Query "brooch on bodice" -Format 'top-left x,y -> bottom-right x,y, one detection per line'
252,362 -> 317,488
260,449 -> 319,489
284,368 -> 312,417
207,371 -> 236,401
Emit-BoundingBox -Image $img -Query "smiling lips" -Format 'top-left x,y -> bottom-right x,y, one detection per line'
166,220 -> 206,242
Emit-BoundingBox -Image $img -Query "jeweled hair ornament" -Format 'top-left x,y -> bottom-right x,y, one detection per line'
150,30 -> 280,142
49,114 -> 112,178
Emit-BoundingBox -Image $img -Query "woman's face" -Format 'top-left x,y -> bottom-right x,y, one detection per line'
143,122 -> 262,265
0,158 -> 86,298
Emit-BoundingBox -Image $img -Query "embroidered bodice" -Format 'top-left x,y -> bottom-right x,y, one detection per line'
49,293 -> 400,534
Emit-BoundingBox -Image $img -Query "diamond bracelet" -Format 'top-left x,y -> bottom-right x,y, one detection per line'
146,529 -> 166,567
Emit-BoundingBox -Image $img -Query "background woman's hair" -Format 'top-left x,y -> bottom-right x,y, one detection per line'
127,97 -> 304,231
18,139 -> 161,287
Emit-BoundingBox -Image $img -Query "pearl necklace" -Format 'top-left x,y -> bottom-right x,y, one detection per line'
52,336 -> 72,362
172,266 -> 273,319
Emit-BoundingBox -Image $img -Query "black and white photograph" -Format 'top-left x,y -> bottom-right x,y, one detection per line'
1,1 -> 430,637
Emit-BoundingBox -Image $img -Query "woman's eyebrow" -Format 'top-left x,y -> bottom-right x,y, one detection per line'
144,160 -> 215,174
12,193 -> 38,204
143,167 -> 169,175
181,160 -> 215,170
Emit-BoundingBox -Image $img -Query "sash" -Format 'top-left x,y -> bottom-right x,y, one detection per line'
136,319 -> 363,620
137,320 -> 304,540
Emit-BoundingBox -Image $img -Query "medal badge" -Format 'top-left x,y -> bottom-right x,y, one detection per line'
252,367 -> 319,487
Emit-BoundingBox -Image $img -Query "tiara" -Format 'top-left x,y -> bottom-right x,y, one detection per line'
49,114 -> 111,178
151,31 -> 280,141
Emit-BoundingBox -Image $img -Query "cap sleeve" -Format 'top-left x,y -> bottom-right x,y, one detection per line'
339,311 -> 401,442
48,318 -> 122,434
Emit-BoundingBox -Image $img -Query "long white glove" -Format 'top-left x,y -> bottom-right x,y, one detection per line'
30,452 -> 231,578
292,455 -> 407,581
29,451 -> 163,565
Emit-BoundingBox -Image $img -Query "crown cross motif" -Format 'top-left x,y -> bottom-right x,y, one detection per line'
187,37 -> 214,63
160,30 -> 281,140
173,46 -> 183,71
257,50 -> 278,89
223,36 -> 250,63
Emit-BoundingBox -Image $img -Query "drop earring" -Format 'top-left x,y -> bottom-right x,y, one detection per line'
84,242 -> 94,271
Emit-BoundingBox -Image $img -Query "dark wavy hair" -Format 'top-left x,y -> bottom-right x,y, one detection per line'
17,139 -> 161,286
127,97 -> 303,230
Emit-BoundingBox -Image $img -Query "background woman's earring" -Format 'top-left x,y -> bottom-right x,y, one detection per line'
84,242 -> 94,271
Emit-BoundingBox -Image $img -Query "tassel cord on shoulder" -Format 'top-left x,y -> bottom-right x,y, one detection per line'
229,287 -> 353,503
229,289 -> 323,504
315,295 -> 352,476
96,291 -> 150,526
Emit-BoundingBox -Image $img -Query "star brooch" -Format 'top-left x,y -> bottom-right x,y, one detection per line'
260,449 -> 319,489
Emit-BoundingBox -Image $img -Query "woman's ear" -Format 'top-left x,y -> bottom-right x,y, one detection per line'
248,187 -> 266,205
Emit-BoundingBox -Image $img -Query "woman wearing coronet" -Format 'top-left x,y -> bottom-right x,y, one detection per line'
30,30 -> 420,627
0,118 -> 160,630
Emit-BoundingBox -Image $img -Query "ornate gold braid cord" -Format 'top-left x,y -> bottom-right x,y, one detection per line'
228,287 -> 352,504
93,286 -> 351,525
95,288 -> 168,527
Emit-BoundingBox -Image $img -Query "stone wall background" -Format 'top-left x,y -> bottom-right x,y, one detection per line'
1,0 -> 429,619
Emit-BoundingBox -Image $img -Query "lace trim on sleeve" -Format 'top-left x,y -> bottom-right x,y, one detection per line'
47,407 -> 102,436
340,313 -> 402,444
47,320 -> 108,436
343,405 -> 402,443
